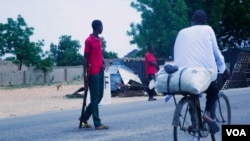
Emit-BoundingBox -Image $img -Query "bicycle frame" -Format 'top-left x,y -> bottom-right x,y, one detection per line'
172,93 -> 211,141
172,91 -> 231,141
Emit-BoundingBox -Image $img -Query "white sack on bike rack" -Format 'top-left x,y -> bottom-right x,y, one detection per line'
155,67 -> 214,94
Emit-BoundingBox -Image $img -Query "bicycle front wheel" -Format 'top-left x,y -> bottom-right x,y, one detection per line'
173,96 -> 200,141
214,91 -> 231,125
215,92 -> 231,125
210,91 -> 231,141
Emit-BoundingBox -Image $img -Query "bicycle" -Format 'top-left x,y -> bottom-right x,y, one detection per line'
171,90 -> 231,141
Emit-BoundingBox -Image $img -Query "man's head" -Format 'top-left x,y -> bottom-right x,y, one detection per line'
92,19 -> 103,34
147,44 -> 154,53
192,9 -> 207,25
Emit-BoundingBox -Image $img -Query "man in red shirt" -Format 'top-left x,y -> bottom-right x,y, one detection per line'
145,45 -> 158,101
81,19 -> 108,130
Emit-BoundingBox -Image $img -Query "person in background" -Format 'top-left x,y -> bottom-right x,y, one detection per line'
145,44 -> 158,101
81,19 -> 109,130
173,9 -> 230,134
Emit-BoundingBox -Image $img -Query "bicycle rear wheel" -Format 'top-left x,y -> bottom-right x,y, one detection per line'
173,96 -> 200,141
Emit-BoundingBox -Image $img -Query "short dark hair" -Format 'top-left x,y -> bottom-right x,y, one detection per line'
192,9 -> 207,25
147,44 -> 154,52
92,20 -> 102,30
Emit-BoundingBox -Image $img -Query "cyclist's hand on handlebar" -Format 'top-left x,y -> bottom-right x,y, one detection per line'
223,68 -> 231,79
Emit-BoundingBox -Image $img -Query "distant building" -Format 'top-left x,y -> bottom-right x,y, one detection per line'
123,49 -> 139,58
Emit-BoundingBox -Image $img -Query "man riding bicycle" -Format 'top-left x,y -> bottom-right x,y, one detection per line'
173,9 -> 230,134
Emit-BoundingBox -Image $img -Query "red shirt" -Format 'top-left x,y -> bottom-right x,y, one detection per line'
84,34 -> 103,75
145,52 -> 157,75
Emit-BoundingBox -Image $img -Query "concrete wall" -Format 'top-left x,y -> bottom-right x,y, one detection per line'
0,59 -> 165,86
0,70 -> 24,85
0,60 -> 83,86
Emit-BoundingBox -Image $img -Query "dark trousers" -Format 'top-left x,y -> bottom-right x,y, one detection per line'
83,71 -> 104,127
204,81 -> 219,113
146,74 -> 157,99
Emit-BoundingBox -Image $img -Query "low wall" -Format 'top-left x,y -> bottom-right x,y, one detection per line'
0,58 -> 166,87
0,65 -> 83,86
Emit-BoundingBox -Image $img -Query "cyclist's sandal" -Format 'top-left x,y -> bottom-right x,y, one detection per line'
203,114 -> 219,134
205,120 -> 220,134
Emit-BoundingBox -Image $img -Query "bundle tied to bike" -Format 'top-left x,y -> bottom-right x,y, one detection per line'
154,64 -> 216,95
153,64 -> 231,141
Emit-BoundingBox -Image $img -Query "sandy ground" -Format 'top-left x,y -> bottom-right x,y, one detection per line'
0,83 -> 147,119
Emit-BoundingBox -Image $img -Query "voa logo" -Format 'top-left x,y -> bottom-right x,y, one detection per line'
226,129 -> 246,136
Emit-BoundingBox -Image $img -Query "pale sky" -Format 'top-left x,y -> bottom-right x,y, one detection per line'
0,0 -> 141,58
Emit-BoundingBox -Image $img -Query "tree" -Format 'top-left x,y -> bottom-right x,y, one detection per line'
216,0 -> 250,49
50,35 -> 118,66
50,35 -> 83,66
0,23 -> 5,56
35,51 -> 54,83
0,15 -> 44,70
101,37 -> 118,59
129,0 -> 250,57
128,0 -> 189,59
183,0 -> 250,49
